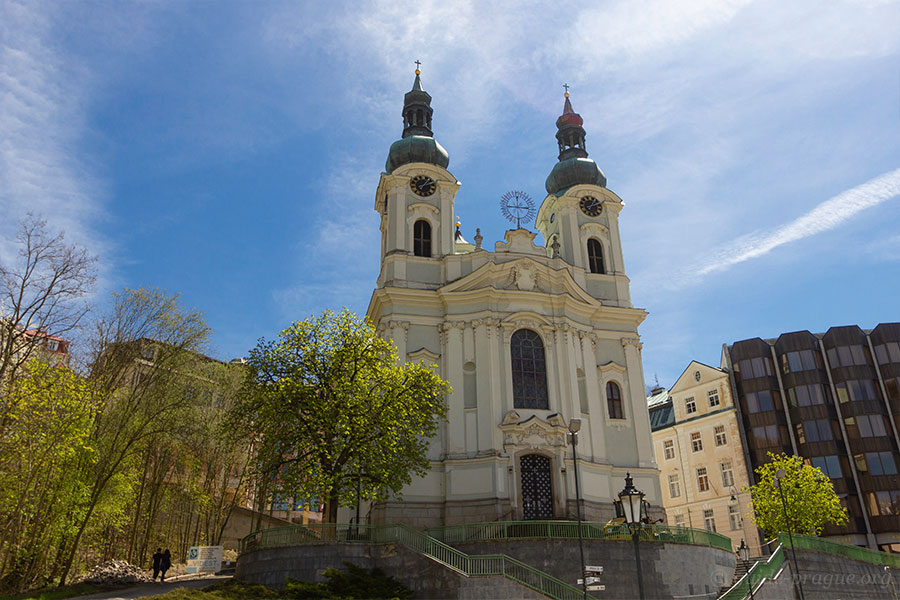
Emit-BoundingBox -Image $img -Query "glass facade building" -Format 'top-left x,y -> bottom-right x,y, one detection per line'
723,323 -> 900,551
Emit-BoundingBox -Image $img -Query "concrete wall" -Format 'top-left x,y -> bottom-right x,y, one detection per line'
236,542 -> 545,599
788,549 -> 900,599
453,538 -> 733,600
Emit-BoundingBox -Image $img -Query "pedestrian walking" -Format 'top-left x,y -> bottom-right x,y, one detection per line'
160,548 -> 172,582
151,548 -> 163,581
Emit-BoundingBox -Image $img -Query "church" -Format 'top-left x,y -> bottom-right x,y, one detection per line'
365,68 -> 661,528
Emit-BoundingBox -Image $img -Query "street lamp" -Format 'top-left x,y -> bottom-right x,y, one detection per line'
775,468 -> 805,600
737,539 -> 754,600
568,418 -> 587,600
618,473 -> 646,600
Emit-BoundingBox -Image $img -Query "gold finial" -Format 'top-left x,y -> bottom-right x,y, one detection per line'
456,217 -> 461,228
563,83 -> 570,98
415,59 -> 421,75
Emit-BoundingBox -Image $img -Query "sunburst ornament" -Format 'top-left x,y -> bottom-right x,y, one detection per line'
500,190 -> 536,229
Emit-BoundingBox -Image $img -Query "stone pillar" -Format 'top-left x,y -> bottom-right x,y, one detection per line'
581,331 -> 607,463
387,320 -> 408,363
473,319 -> 496,453
443,321 -> 466,457
622,337 -> 655,469
552,323 -> 577,419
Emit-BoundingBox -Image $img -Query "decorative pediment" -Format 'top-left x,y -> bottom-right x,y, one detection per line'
407,347 -> 441,364
598,361 -> 627,377
439,258 -> 601,307
494,228 -> 544,255
499,412 -> 568,451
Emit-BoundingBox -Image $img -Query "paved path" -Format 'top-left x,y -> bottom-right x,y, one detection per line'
71,575 -> 232,599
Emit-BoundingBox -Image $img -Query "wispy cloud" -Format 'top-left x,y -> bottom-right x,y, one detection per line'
0,0 -> 110,282
667,167 -> 900,287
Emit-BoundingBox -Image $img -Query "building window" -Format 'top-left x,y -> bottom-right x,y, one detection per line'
862,451 -> 898,476
607,381 -> 624,419
867,490 -> 900,516
796,419 -> 834,444
827,344 -> 869,367
673,513 -> 685,527
874,342 -> 900,365
787,384 -> 829,407
708,389 -> 720,407
845,414 -> 888,438
694,370 -> 701,382
511,329 -> 549,409
744,390 -> 776,413
663,439 -> 675,460
780,349 -> 819,374
587,238 -> 605,274
703,508 -> 716,531
736,357 -> 773,379
751,424 -> 782,447
729,505 -> 742,531
668,474 -> 681,498
721,461 -> 734,487
714,425 -> 727,446
413,219 -> 432,257
809,455 -> 843,479
691,432 -> 703,452
685,396 -> 696,414
697,467 -> 709,492
835,379 -> 880,403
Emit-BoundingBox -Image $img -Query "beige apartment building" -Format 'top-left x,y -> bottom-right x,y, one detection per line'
649,361 -> 759,553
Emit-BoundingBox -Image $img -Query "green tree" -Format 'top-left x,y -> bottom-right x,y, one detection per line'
748,452 -> 848,537
233,309 -> 450,523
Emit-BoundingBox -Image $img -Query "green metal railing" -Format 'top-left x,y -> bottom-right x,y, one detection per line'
778,532 -> 900,569
239,523 -> 590,600
425,520 -> 734,552
718,543 -> 785,600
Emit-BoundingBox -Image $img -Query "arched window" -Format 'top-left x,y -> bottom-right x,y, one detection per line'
511,329 -> 549,409
413,220 -> 431,257
587,238 -> 605,274
607,381 -> 624,419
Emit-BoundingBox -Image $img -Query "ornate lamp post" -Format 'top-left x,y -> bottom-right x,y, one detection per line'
737,539 -> 754,600
618,473 -> 646,600
775,468 -> 805,600
568,418 -> 587,600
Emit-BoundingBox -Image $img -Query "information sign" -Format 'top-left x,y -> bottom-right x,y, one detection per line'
185,546 -> 223,574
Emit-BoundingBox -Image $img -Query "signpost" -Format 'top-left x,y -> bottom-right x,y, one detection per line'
577,565 -> 604,593
185,546 -> 223,575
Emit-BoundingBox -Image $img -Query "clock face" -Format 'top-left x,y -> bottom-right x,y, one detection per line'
580,196 -> 602,217
410,175 -> 436,197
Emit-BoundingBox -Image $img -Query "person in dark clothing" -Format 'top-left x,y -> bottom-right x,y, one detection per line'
160,549 -> 172,582
151,548 -> 163,581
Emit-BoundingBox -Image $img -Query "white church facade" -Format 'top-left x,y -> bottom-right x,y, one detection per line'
365,70 -> 661,528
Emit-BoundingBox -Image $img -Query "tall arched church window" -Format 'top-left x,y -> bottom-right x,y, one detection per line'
587,238 -> 605,274
607,381 -> 624,419
413,220 -> 431,257
511,329 -> 549,409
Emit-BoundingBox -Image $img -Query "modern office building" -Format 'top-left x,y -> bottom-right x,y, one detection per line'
722,323 -> 900,551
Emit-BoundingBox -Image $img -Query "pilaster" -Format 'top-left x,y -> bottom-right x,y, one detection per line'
622,336 -> 655,468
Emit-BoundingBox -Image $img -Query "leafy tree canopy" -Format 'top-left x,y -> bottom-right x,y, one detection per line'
233,309 -> 450,522
748,452 -> 848,537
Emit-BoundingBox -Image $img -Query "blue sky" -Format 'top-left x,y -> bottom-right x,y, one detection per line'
2,0 -> 899,387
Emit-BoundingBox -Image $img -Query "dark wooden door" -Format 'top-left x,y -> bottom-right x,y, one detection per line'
521,454 -> 553,520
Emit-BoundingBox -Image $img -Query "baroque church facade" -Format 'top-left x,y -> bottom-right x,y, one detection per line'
366,70 -> 661,528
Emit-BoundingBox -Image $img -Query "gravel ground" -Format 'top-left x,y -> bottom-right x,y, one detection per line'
69,575 -> 232,600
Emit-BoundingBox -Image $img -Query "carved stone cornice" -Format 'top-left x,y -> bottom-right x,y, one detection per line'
498,412 -> 568,452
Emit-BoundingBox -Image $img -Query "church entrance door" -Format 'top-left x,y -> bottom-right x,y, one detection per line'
520,454 -> 553,520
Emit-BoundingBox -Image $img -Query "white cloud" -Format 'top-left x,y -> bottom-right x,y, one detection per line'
0,0 -> 110,280
662,167 -> 900,287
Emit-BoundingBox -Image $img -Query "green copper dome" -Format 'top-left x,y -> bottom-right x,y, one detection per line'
385,135 -> 450,174
544,94 -> 606,195
545,156 -> 606,195
385,69 -> 450,174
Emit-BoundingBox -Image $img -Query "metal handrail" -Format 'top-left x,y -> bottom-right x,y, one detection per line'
718,543 -> 785,600
239,523 -> 591,600
425,520 -> 734,552
777,532 -> 900,568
